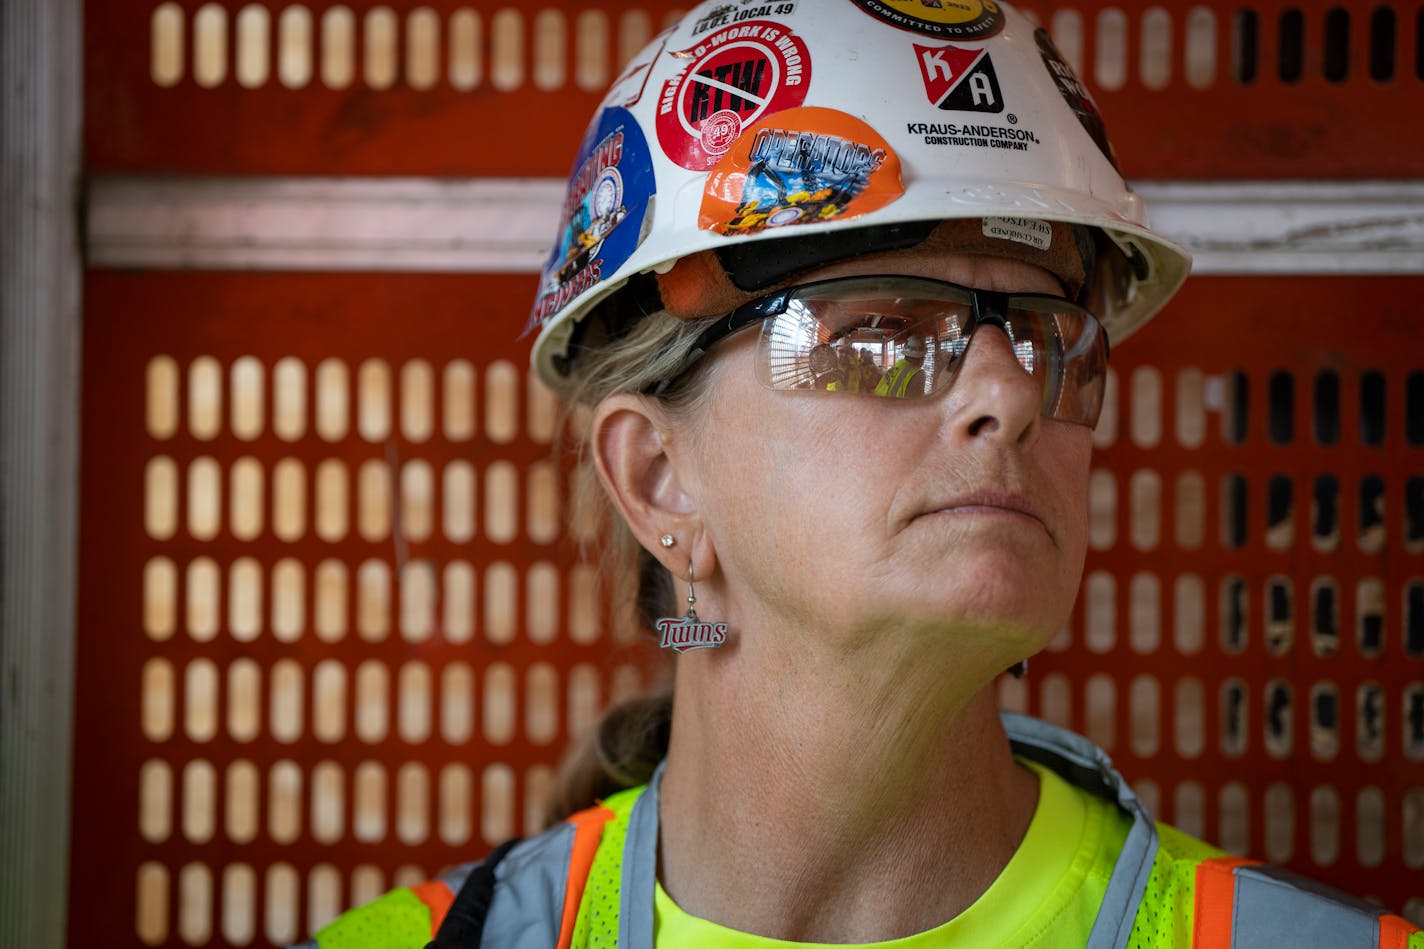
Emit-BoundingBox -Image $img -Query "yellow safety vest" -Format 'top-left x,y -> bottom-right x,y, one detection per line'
875,359 -> 922,398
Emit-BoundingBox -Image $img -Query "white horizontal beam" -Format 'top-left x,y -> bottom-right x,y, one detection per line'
87,176 -> 567,272
87,175 -> 1424,275
1138,180 -> 1424,275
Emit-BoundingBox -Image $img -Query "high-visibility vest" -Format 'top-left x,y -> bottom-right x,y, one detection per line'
297,713 -> 1423,949
826,368 -> 859,393
874,359 -> 921,398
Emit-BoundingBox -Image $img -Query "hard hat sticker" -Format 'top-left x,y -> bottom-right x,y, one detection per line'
656,20 -> 812,171
914,44 -> 1003,113
700,107 -> 904,236
1035,28 -> 1121,171
689,3 -> 800,37
847,0 -> 1004,39
906,43 -> 1043,154
531,107 -> 655,330
983,217 -> 1053,251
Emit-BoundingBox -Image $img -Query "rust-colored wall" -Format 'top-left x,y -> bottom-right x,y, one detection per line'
76,3 -> 1424,946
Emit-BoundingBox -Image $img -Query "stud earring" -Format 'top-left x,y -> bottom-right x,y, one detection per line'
655,561 -> 728,653
659,534 -> 676,548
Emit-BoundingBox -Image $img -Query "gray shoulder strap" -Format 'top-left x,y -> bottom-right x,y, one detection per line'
478,822 -> 577,949
474,774 -> 663,949
619,760 -> 665,949
1001,714 -> 1403,949
1000,711 -> 1160,949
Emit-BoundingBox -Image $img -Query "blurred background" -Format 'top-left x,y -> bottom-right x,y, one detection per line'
3,1 -> 1423,946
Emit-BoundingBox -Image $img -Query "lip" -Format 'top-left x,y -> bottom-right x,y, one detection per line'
924,490 -> 1046,528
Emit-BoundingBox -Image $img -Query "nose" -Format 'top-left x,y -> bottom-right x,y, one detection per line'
945,323 -> 1042,445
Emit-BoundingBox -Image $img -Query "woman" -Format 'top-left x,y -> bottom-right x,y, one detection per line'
303,2 -> 1421,947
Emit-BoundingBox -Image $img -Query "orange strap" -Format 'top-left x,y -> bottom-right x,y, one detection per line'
1192,856 -> 1260,949
556,804 -> 617,949
412,879 -> 457,936
1379,913 -> 1420,949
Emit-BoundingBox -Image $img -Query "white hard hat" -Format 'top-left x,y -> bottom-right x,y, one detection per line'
528,0 -> 1191,391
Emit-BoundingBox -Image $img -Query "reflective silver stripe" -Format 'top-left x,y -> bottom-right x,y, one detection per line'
1000,712 -> 1161,949
1000,711 -> 1131,800
1084,805 -> 1158,949
479,823 -> 576,949
1231,865 -> 1383,949
620,761 -> 665,949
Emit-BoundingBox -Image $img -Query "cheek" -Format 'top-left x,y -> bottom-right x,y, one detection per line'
695,381 -> 869,568
702,398 -> 826,519
694,379 -> 782,531
1038,426 -> 1093,567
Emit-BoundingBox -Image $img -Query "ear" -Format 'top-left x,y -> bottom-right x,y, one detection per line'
589,393 -> 716,581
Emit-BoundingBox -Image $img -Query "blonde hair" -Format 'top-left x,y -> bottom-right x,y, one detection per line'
543,308 -> 722,824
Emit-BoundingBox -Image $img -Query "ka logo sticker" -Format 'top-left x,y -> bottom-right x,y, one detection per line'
914,44 -> 1003,113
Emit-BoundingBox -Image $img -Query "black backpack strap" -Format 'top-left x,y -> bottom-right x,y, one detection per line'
424,838 -> 522,949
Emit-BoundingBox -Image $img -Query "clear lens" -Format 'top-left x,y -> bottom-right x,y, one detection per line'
753,276 -> 1106,426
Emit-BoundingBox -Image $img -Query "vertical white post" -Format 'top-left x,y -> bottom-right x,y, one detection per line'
1,0 -> 82,944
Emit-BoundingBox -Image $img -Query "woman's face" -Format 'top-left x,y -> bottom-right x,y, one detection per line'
680,250 -> 1093,669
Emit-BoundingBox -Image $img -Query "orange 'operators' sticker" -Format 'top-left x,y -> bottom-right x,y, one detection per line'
699,107 -> 904,237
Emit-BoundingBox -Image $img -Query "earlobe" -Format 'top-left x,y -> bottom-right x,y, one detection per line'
590,394 -> 708,576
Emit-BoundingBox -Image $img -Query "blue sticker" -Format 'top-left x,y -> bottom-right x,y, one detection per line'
531,107 -> 656,331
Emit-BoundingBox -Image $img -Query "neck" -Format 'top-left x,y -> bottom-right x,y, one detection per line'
656,626 -> 1039,943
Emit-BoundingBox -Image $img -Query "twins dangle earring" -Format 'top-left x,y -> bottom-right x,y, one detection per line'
655,558 -> 728,653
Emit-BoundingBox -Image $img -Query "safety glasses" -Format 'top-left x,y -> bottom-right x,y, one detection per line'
659,275 -> 1109,427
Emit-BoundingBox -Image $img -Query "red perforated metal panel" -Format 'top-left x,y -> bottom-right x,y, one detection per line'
72,272 -> 661,947
75,2 -> 1424,946
86,1 -> 1424,178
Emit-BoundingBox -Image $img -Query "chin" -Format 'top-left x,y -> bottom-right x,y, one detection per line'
943,555 -> 1073,608
904,573 -> 1071,646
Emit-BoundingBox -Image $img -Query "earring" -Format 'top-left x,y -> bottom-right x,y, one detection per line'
659,534 -> 676,548
655,561 -> 728,653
